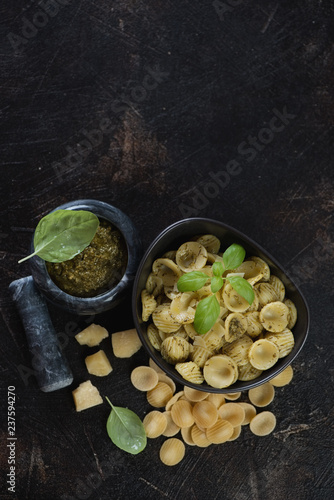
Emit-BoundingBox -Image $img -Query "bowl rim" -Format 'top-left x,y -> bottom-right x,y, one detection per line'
30,199 -> 141,314
132,217 -> 310,393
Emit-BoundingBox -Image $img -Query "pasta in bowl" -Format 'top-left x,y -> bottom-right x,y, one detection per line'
132,218 -> 309,393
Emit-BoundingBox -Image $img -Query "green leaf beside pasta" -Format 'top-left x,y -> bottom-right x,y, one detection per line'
106,397 -> 146,455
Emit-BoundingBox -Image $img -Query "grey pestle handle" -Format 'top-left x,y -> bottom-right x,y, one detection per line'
9,276 -> 73,392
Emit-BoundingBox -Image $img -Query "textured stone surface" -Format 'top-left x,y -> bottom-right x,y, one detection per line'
9,277 -> 73,392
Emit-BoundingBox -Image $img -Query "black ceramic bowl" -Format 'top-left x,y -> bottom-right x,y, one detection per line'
30,199 -> 142,315
132,218 -> 309,393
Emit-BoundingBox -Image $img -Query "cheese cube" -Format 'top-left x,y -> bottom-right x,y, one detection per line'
75,324 -> 109,347
111,328 -> 142,358
72,380 -> 103,412
85,350 -> 113,377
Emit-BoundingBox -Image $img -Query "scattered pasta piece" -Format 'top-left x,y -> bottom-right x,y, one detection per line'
183,386 -> 209,402
181,425 -> 196,446
249,411 -> 276,436
111,329 -> 142,358
206,419 -> 234,444
162,411 -> 181,437
165,391 -> 184,411
159,438 -> 185,466
171,400 -> 194,428
238,402 -> 257,425
130,366 -> 159,392
158,373 -> 176,394
191,424 -> 212,448
147,382 -> 173,408
149,357 -> 166,374
192,401 -> 218,429
248,383 -> 275,407
75,323 -> 108,347
206,393 -> 226,407
217,403 -> 245,427
228,425 -> 242,441
143,411 -> 167,438
269,365 -> 294,387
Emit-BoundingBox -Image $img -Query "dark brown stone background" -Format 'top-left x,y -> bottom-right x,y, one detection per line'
1,1 -> 334,499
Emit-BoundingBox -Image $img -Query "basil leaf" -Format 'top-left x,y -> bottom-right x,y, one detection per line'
211,276 -> 224,293
212,261 -> 224,277
177,271 -> 208,292
222,243 -> 246,270
18,209 -> 99,263
105,397 -> 146,455
227,276 -> 254,305
194,295 -> 220,335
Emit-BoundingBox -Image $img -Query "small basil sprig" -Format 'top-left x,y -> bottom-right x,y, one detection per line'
105,397 -> 146,455
18,209 -> 99,264
177,243 -> 254,335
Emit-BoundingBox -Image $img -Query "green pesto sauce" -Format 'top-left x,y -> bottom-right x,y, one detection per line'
46,220 -> 127,298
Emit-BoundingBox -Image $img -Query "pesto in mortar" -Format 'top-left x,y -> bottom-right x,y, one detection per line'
46,220 -> 127,297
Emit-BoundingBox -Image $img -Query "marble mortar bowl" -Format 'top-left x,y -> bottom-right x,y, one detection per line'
132,217 -> 310,394
30,199 -> 142,315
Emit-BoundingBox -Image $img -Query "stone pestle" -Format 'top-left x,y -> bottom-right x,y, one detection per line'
9,276 -> 73,392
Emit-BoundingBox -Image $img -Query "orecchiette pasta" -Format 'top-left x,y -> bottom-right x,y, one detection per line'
131,358 -> 293,465
176,241 -> 207,273
152,304 -> 181,333
141,289 -> 157,322
161,336 -> 191,364
194,234 -> 221,254
141,235 -> 297,389
152,258 -> 182,286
